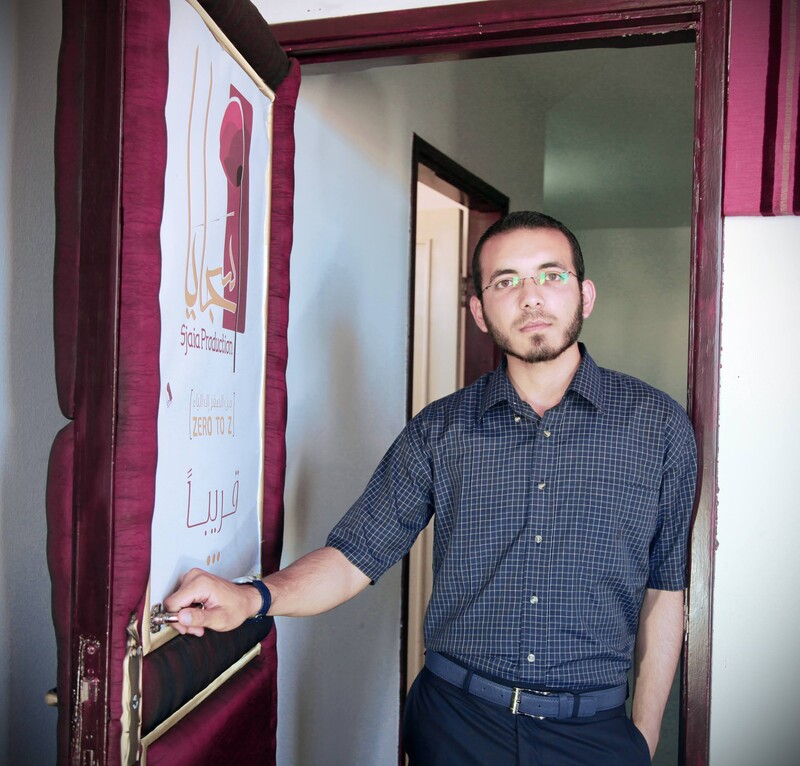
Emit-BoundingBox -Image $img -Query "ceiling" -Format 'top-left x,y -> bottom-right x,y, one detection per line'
436,41 -> 697,230
297,36 -> 697,231
533,42 -> 696,229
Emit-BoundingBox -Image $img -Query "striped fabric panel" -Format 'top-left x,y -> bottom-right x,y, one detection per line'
725,0 -> 800,215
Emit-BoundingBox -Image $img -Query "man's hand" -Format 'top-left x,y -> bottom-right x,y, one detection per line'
163,547 -> 371,637
633,718 -> 659,760
163,568 -> 262,637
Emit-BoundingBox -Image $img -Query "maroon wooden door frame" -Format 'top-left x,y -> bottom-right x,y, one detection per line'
63,3 -> 126,761
273,3 -> 725,765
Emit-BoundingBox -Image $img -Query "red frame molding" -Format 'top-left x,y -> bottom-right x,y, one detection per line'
63,1 -> 126,760
275,1 -> 700,63
273,2 -> 725,765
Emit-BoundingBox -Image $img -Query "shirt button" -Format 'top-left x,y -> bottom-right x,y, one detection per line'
527,653 -> 536,663
529,595 -> 539,604
534,535 -> 543,544
544,430 -> 552,438
538,482 -> 546,490
514,415 -> 521,423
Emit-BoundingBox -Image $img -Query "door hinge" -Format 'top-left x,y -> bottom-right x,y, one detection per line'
122,613 -> 143,766
71,635 -> 102,766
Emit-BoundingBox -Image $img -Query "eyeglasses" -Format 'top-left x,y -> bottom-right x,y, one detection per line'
481,270 -> 578,294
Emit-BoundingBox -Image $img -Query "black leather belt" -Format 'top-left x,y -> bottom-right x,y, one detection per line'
425,652 -> 627,720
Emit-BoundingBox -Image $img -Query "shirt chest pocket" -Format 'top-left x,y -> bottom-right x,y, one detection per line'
577,477 -> 660,578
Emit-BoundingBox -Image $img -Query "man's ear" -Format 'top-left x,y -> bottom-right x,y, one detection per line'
581,279 -> 596,319
469,294 -> 489,334
469,295 -> 489,332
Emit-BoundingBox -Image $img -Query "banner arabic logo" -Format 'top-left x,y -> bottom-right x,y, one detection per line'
183,48 -> 253,351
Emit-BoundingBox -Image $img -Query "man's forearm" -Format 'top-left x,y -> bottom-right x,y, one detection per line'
264,546 -> 371,617
632,588 -> 685,758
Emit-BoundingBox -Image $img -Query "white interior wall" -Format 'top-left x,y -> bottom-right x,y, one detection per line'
280,59 -> 544,766
710,216 -> 800,766
1,0 -> 63,763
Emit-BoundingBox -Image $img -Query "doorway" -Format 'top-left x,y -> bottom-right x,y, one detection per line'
275,4 -> 724,765
399,45 -> 694,766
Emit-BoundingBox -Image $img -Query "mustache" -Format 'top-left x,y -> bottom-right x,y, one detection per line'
516,311 -> 554,328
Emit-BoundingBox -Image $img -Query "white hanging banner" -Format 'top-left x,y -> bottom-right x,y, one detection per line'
148,0 -> 274,642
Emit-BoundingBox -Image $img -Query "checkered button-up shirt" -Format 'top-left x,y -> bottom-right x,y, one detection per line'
327,345 -> 697,689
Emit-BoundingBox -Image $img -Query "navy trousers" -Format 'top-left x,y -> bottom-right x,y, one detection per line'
403,668 -> 652,766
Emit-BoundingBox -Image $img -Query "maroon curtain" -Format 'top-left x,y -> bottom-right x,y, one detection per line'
47,0 -> 299,762
724,0 -> 800,215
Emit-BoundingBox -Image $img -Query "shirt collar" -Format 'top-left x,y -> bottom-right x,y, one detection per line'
478,343 -> 606,420
568,344 -> 606,413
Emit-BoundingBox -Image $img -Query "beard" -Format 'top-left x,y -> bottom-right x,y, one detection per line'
482,295 -> 584,364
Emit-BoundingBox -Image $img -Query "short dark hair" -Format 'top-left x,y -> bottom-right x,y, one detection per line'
472,211 -> 585,299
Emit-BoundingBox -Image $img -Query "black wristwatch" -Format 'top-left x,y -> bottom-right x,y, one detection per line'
236,576 -> 272,620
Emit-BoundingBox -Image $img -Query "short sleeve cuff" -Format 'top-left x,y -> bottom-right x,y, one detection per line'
326,534 -> 386,585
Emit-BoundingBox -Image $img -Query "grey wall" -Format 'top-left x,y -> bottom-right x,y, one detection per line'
541,43 -> 695,402
1,0 -> 63,763
543,44 -> 695,229
0,0 -> 11,753
575,227 -> 691,405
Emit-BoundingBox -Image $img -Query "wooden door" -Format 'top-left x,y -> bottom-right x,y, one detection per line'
463,209 -> 503,386
47,2 -> 296,763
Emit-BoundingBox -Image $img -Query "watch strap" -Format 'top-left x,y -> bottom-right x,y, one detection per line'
238,577 -> 271,620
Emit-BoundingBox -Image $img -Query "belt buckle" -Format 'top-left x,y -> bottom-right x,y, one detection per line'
509,687 -> 550,719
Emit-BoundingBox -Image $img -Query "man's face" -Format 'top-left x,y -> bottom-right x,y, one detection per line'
469,228 -> 595,364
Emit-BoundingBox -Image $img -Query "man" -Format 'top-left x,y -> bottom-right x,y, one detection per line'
166,211 -> 697,765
